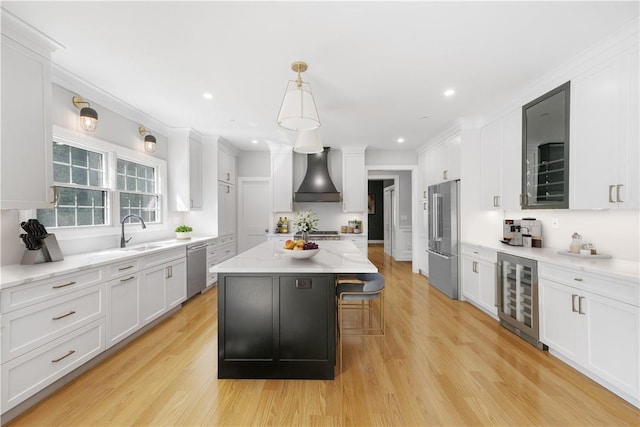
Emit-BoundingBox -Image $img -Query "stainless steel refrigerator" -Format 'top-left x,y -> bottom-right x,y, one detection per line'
427,180 -> 460,299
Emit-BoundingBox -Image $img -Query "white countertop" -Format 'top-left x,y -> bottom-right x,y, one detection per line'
0,235 -> 216,289
265,233 -> 367,238
210,240 -> 377,274
462,241 -> 640,282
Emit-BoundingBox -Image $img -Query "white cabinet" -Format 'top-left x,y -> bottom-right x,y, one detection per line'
1,27 -> 55,209
271,150 -> 293,212
106,274 -> 141,348
479,109 -> 521,210
189,139 -> 203,209
342,148 -> 366,212
341,235 -> 368,257
425,134 -> 461,187
218,147 -> 236,185
206,236 -> 237,288
218,181 -> 237,237
570,47 -> 639,209
141,266 -> 168,325
166,258 -> 186,310
539,263 -> 639,406
461,245 -> 497,317
167,129 -> 202,211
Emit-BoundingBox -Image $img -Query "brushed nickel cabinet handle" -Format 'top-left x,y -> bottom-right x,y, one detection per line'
423,190 -> 427,198
52,310 -> 76,320
423,202 -> 427,210
443,170 -> 448,180
52,281 -> 76,289
520,194 -> 524,206
118,265 -> 135,271
616,184 -> 623,203
609,185 -> 615,203
51,350 -> 75,363
578,296 -> 585,315
571,294 -> 578,313
226,172 -> 230,181
574,278 -> 583,282
120,276 -> 135,282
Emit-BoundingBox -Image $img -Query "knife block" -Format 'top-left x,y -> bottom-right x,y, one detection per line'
20,234 -> 64,265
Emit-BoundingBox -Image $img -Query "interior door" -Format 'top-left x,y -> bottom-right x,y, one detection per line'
238,179 -> 270,252
383,185 -> 394,256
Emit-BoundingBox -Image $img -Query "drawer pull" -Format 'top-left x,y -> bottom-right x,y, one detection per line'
52,281 -> 77,289
118,265 -> 135,271
120,276 -> 136,283
573,278 -> 583,282
51,350 -> 75,363
52,310 -> 76,320
608,185 -> 615,203
578,296 -> 586,315
571,294 -> 578,313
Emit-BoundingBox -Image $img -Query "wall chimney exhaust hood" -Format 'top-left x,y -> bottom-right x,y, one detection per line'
294,147 -> 341,202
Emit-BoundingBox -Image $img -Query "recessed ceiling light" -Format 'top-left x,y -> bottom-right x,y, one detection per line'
251,139 -> 258,144
202,92 -> 213,100
397,138 -> 405,144
444,89 -> 455,97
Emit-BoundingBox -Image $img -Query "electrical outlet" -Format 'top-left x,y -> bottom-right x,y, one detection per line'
552,218 -> 559,229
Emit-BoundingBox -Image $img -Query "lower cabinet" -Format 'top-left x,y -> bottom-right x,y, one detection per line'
539,264 -> 640,407
340,235 -> 368,257
206,236 -> 237,288
106,274 -> 141,348
166,259 -> 186,310
142,266 -> 168,325
461,245 -> 497,317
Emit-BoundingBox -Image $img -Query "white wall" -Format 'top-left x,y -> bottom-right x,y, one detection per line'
238,151 -> 270,177
366,149 -> 418,166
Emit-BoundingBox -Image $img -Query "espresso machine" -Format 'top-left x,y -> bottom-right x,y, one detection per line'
503,218 -> 542,247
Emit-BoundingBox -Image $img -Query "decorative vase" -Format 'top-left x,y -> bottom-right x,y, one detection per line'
302,231 -> 309,242
176,232 -> 192,240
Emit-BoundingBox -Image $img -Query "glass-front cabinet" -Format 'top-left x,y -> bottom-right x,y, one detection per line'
522,81 -> 570,209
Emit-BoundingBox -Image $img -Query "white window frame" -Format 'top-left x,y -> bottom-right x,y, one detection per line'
24,126 -> 168,240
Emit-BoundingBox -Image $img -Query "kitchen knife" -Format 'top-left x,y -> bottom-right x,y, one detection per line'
20,221 -> 30,234
27,234 -> 41,250
20,234 -> 31,249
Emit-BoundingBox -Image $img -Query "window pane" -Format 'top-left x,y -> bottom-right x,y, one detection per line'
89,152 -> 102,170
126,162 -> 136,176
53,163 -> 70,183
76,190 -> 91,207
57,187 -> 75,205
71,167 -> 88,185
137,164 -> 146,177
36,209 -> 55,228
148,211 -> 156,222
117,159 -> 125,174
126,176 -> 136,191
137,178 -> 146,192
117,175 -> 125,190
89,170 -> 101,187
94,209 -> 105,224
148,180 -> 155,193
71,146 -> 88,167
53,142 -> 69,163
77,208 -> 93,226
57,208 -> 76,227
92,190 -> 105,207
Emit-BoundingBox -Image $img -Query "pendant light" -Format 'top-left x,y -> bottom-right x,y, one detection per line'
276,61 -> 320,131
72,96 -> 98,132
294,129 -> 323,154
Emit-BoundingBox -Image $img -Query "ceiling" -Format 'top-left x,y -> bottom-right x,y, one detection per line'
3,1 -> 638,152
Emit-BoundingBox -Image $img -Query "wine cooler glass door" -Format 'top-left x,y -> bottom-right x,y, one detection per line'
498,253 -> 539,340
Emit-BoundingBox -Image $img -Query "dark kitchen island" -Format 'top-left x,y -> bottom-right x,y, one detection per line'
210,240 -> 377,380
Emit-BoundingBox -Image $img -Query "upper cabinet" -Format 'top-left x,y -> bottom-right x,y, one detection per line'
479,109 -> 521,210
521,81 -> 571,209
167,129 -> 202,211
189,139 -> 202,209
425,134 -> 461,187
342,147 -> 366,212
570,46 -> 639,209
218,147 -> 236,186
271,149 -> 293,212
1,14 -> 58,209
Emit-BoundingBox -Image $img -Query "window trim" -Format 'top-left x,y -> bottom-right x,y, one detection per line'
26,126 -> 169,240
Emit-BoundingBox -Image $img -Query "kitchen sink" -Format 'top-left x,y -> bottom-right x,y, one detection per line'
128,244 -> 166,252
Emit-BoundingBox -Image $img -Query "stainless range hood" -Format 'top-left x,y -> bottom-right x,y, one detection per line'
294,147 -> 341,202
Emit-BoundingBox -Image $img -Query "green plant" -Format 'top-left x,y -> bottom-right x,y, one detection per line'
292,210 -> 318,233
175,225 -> 193,233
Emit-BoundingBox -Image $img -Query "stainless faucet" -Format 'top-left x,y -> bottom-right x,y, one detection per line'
121,214 -> 147,247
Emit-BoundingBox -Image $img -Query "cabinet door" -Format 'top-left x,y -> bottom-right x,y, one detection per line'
501,109 -> 522,211
189,139 -> 202,209
141,267 -> 167,325
461,256 -> 480,302
583,292 -> 640,399
477,259 -> 497,316
617,48 -> 639,209
480,120 -> 502,209
106,275 -> 141,348
271,151 -> 293,212
539,279 -> 582,361
166,259 -> 187,310
342,152 -> 366,212
446,135 -> 461,181
1,36 -> 53,209
218,182 -> 236,236
218,148 -> 235,184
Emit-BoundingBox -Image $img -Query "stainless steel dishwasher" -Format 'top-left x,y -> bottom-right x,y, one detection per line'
187,242 -> 208,299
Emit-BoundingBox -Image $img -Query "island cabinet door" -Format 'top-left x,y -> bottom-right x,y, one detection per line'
279,275 -> 334,361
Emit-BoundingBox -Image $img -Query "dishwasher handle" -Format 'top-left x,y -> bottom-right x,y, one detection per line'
188,244 -> 208,252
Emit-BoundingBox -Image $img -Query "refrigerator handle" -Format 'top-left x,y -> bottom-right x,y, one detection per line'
496,261 -> 502,309
432,192 -> 441,241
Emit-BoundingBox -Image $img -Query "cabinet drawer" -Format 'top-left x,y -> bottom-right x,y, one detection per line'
539,263 -> 639,307
1,268 -> 102,313
108,258 -> 142,279
461,245 -> 497,263
218,235 -> 236,245
1,319 -> 105,411
1,285 -> 105,362
143,247 -> 185,269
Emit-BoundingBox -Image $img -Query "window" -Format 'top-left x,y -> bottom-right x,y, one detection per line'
117,158 -> 160,223
37,142 -> 108,228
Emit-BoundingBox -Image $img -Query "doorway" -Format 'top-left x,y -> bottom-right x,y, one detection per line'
238,178 -> 271,252
383,184 -> 395,256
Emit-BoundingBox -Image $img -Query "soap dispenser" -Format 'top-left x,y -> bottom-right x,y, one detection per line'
569,232 -> 582,254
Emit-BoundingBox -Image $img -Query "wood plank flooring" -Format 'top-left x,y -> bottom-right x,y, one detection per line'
6,244 -> 639,426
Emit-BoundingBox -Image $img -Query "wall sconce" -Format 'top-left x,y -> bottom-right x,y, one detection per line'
139,126 -> 157,153
72,96 -> 98,131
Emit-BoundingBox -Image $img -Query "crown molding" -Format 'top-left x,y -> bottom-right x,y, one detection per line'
417,119 -> 462,155
1,8 -> 63,57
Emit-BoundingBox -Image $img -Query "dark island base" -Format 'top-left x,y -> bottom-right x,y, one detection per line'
218,273 -> 336,380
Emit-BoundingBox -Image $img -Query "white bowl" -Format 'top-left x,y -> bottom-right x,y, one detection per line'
282,248 -> 320,259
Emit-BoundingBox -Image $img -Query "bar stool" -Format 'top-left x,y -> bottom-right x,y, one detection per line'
336,272 -> 385,372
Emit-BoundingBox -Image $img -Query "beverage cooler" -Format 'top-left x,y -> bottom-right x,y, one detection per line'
497,252 -> 547,350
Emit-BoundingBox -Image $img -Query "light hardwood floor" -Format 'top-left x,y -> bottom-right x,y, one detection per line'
6,244 -> 639,426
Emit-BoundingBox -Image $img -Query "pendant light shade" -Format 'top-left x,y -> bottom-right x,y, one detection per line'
276,61 -> 320,131
294,129 -> 323,154
139,126 -> 157,153
72,96 -> 98,132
